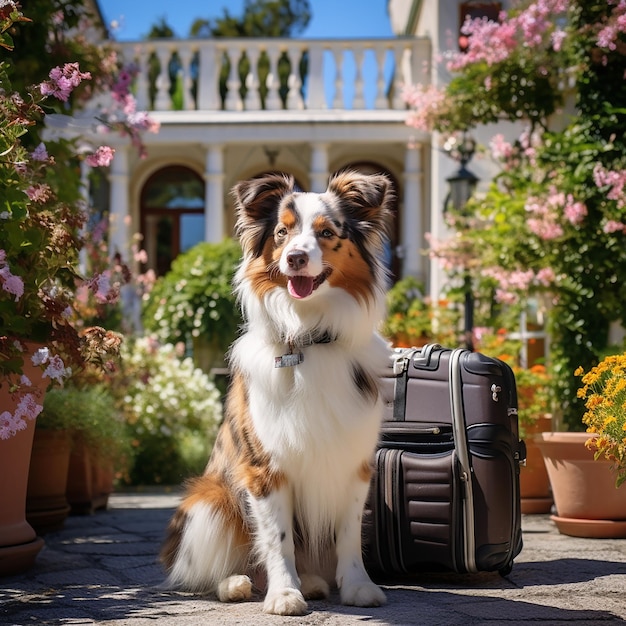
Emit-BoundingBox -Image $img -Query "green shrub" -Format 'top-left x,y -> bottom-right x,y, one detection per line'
112,336 -> 222,485
142,239 -> 243,362
40,385 -> 132,468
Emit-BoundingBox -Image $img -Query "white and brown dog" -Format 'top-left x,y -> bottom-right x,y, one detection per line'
161,170 -> 393,615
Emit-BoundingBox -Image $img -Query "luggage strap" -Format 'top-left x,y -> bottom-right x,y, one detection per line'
391,347 -> 421,421
449,348 -> 477,573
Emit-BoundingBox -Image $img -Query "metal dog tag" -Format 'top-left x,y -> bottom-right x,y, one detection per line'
274,352 -> 304,368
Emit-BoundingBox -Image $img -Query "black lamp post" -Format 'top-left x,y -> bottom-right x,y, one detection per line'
444,133 -> 479,351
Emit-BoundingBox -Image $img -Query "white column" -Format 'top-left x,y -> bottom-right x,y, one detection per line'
204,144 -> 224,243
429,133 -> 453,303
108,145 -> 130,260
401,141 -> 423,279
309,143 -> 329,192
78,160 -> 90,275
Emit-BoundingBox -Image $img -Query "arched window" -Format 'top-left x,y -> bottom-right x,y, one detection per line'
140,165 -> 205,276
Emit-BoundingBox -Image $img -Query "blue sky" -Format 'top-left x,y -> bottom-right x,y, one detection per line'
98,0 -> 394,41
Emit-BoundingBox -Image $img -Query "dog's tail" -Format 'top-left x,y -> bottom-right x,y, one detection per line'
160,474 -> 250,593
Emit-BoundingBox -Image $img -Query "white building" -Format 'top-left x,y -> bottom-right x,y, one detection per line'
52,1 -> 511,302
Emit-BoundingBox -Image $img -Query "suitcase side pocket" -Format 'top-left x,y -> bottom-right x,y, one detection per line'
364,445 -> 462,576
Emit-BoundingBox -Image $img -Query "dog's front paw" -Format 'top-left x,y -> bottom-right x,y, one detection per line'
263,587 -> 308,615
341,581 -> 387,607
217,575 -> 253,602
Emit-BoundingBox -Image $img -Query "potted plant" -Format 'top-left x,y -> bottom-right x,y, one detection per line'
0,5 -> 128,575
111,336 -> 223,486
536,351 -> 626,538
142,239 -> 243,374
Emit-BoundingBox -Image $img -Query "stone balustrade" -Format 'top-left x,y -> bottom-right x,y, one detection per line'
114,36 -> 429,112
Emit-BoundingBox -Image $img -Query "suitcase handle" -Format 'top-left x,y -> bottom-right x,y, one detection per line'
412,343 -> 444,370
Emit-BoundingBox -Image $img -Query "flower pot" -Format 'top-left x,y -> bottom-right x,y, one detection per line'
519,415 -> 553,514
537,432 -> 626,538
66,440 -> 116,514
92,458 -> 115,512
66,439 -> 95,515
26,428 -> 72,534
0,345 -> 47,575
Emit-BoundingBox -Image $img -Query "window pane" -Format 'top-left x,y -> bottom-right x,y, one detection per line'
144,169 -> 204,210
180,214 -> 205,252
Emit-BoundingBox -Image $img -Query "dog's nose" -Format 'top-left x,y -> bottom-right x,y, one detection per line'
286,250 -> 308,270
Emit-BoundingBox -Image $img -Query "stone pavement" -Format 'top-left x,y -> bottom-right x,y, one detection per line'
1,490 -> 626,625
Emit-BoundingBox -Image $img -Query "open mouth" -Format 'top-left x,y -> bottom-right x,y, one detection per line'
287,270 -> 331,299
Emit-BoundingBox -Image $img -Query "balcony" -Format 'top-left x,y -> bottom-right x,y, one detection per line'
113,36 -> 430,116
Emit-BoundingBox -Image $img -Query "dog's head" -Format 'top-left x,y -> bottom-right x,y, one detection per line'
232,170 -> 393,307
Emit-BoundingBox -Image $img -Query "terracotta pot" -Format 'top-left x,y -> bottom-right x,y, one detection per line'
66,440 -> 115,514
519,415 -> 553,514
0,344 -> 47,575
66,438 -> 95,515
537,432 -> 626,538
92,459 -> 115,512
26,428 -> 72,534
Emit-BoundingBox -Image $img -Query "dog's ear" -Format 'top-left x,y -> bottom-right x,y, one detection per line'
232,173 -> 296,258
326,170 -> 394,239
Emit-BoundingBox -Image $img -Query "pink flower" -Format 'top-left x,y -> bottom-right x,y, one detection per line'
563,196 -> 587,225
40,63 -> 91,102
495,289 -> 518,305
24,183 -> 52,203
86,146 -> 115,167
0,411 -> 26,440
593,164 -> 626,209
42,354 -> 70,382
603,220 -> 626,234
403,83 -> 448,132
551,29 -> 567,52
134,248 -> 148,264
489,134 -> 514,161
536,267 -> 556,286
14,393 -> 43,421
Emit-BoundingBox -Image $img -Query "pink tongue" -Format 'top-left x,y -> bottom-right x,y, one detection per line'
288,276 -> 314,299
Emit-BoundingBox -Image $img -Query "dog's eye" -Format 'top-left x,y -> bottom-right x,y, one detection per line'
275,227 -> 288,238
319,228 -> 334,239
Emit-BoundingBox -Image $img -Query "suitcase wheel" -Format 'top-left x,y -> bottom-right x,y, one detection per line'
498,562 -> 513,577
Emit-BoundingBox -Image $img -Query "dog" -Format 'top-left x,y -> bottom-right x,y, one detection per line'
160,170 -> 394,616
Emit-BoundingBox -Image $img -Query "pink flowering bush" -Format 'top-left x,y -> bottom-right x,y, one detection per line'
406,1 -> 626,428
0,4 -> 154,438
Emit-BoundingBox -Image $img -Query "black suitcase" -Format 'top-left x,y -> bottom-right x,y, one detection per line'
363,344 -> 525,577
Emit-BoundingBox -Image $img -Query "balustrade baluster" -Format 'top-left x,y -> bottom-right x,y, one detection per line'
332,48 -> 344,109
154,46 -> 172,111
286,44 -> 304,110
133,46 -> 150,111
177,46 -> 195,110
264,44 -> 282,110
352,46 -> 366,109
225,45 -> 243,111
392,43 -> 407,110
305,44 -> 324,109
244,47 -> 262,111
197,44 -> 219,110
374,45 -> 389,109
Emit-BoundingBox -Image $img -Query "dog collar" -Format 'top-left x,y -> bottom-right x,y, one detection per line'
274,331 -> 337,368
